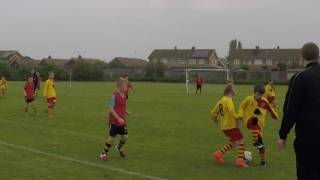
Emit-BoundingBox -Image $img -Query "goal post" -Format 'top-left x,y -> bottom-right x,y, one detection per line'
185,68 -> 231,94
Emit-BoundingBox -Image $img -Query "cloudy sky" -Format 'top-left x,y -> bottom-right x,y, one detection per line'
0,0 -> 319,61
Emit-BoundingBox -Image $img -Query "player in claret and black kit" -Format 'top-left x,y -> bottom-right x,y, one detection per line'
24,77 -> 38,114
196,74 -> 204,95
100,77 -> 130,161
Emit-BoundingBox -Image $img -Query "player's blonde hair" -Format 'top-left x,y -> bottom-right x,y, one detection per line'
116,77 -> 128,87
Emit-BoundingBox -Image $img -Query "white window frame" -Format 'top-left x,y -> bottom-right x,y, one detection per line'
198,59 -> 205,65
189,59 -> 196,64
234,59 -> 240,65
266,59 -> 272,65
254,59 -> 263,65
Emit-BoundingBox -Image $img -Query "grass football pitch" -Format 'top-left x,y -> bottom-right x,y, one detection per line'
0,81 -> 296,180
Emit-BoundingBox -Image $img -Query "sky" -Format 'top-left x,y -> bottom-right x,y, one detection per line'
0,0 -> 319,61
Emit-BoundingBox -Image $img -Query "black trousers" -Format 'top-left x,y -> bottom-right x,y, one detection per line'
294,138 -> 320,180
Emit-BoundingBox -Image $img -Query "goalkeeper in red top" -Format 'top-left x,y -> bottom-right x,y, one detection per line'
196,74 -> 204,95
100,77 -> 130,161
239,84 -> 278,167
210,86 -> 248,168
24,77 -> 38,114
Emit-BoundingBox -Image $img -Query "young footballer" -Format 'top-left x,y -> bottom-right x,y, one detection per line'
43,72 -> 56,117
196,74 -> 204,95
0,76 -> 8,98
264,80 -> 276,108
100,77 -> 130,161
24,77 -> 38,114
239,84 -> 278,167
211,86 -> 248,168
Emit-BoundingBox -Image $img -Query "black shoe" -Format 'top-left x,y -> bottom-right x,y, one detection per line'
261,161 -> 267,167
253,141 -> 264,148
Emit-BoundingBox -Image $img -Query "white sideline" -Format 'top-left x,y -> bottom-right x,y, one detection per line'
0,141 -> 166,180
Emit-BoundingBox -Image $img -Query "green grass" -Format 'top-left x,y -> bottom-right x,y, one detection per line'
0,81 -> 296,180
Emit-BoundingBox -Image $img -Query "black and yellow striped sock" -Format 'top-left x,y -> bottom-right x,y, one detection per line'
237,143 -> 245,159
104,142 -> 112,153
219,143 -> 233,154
116,140 -> 126,151
259,147 -> 266,162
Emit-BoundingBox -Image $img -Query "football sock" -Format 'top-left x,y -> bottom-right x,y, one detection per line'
116,140 -> 126,151
237,143 -> 245,159
259,147 -> 266,162
219,143 -> 233,154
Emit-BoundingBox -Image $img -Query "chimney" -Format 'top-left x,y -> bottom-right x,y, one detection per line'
192,46 -> 196,50
174,46 -> 178,50
277,46 -> 280,49
255,45 -> 260,50
48,55 -> 52,59
78,55 -> 82,59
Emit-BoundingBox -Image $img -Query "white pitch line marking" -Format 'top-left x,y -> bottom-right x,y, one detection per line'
0,140 -> 167,180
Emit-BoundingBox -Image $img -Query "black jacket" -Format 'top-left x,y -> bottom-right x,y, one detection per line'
279,62 -> 320,140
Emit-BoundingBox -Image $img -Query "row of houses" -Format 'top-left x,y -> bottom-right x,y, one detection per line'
1,45 -> 307,81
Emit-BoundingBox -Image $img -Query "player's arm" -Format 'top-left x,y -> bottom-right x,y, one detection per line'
238,97 -> 249,119
279,74 -> 304,141
265,100 -> 279,120
108,95 -> 124,124
43,80 -> 49,97
226,99 -> 239,120
23,84 -> 27,97
210,102 -> 219,124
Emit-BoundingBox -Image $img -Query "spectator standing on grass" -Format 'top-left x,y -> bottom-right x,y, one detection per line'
278,42 -> 320,180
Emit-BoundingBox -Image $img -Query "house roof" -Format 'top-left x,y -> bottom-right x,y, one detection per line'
40,58 -> 69,67
0,50 -> 21,59
148,48 -> 217,60
229,48 -> 301,61
111,57 -> 148,68
69,57 -> 102,64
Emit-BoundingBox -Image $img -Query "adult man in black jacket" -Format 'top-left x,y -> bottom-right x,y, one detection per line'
278,42 -> 320,180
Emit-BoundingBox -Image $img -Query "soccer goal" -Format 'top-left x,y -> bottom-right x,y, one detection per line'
185,68 -> 231,94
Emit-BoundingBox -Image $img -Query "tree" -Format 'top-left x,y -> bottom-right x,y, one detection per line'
237,41 -> 243,49
228,39 -> 238,57
277,62 -> 287,71
240,64 -> 249,71
145,61 -> 167,80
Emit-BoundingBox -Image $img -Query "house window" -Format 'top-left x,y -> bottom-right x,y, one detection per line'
153,59 -> 158,63
189,59 -> 196,64
161,58 -> 168,64
234,59 -> 240,65
288,60 -> 293,65
254,59 -> 263,65
266,59 -> 272,65
199,59 -> 205,64
247,60 -> 252,65
176,60 -> 186,65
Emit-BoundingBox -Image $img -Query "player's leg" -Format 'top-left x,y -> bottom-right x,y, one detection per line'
213,141 -> 234,164
30,100 -> 38,114
24,100 -> 29,112
257,134 -> 267,167
234,138 -> 248,168
115,126 -> 128,158
100,125 -> 117,161
247,118 -> 263,148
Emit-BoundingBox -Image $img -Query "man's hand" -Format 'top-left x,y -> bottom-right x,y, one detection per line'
126,111 -> 131,116
212,118 -> 218,126
277,138 -> 286,150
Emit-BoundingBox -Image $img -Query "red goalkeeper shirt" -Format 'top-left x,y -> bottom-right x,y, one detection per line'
24,82 -> 34,99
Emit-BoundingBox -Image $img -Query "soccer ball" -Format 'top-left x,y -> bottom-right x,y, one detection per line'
244,151 -> 253,163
